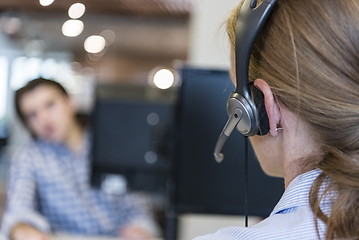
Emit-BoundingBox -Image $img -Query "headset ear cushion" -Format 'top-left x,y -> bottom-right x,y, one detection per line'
250,84 -> 269,135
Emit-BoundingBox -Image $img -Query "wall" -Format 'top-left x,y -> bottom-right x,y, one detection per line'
187,0 -> 239,69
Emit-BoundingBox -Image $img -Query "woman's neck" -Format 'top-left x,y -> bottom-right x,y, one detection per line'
283,154 -> 320,188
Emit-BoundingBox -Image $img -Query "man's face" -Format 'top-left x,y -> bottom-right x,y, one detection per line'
20,85 -> 75,143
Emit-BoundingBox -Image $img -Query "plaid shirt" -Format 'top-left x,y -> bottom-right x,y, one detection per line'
1,132 -> 158,239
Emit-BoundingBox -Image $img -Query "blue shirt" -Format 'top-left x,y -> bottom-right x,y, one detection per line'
193,169 -> 332,240
1,133 -> 158,239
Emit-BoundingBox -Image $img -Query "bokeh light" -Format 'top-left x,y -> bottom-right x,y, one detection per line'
153,68 -> 175,89
39,0 -> 55,6
68,3 -> 86,19
84,35 -> 106,54
62,19 -> 84,37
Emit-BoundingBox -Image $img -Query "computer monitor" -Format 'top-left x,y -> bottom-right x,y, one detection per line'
171,66 -> 284,217
0,120 -> 7,150
90,84 -> 175,194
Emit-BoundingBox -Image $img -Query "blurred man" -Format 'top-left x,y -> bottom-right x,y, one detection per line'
1,78 -> 158,240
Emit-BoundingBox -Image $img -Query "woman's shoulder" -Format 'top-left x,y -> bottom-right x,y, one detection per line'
193,206 -> 323,240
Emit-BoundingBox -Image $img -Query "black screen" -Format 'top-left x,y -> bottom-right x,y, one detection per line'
90,84 -> 174,193
172,66 -> 284,217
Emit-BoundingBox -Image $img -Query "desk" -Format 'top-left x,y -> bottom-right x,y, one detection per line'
0,235 -> 116,240
52,235 -> 162,240
0,234 -> 161,240
52,235 -> 117,240
0,234 -> 163,240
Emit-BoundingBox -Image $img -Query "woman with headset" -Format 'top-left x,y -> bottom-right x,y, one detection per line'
196,0 -> 359,239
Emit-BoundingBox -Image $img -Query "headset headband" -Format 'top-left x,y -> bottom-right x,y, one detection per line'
235,0 -> 276,98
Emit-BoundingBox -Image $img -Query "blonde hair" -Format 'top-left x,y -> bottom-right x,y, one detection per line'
227,0 -> 359,239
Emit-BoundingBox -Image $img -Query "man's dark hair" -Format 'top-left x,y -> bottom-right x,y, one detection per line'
15,78 -> 69,128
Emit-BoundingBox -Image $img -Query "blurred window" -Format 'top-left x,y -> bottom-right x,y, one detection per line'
0,56 -> 8,123
9,56 -> 95,113
10,56 -> 75,90
10,57 -> 42,90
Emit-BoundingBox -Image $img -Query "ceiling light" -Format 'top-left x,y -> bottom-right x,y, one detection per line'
84,35 -> 106,54
68,3 -> 86,19
39,0 -> 55,6
153,69 -> 175,89
62,19 -> 84,37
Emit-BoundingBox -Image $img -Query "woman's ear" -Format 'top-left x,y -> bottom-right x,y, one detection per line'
253,79 -> 281,136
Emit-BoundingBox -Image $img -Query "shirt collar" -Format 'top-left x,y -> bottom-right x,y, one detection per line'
35,128 -> 89,157
271,169 -> 322,215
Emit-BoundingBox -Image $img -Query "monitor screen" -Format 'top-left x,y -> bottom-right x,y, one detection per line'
90,84 -> 174,194
172,66 -> 284,217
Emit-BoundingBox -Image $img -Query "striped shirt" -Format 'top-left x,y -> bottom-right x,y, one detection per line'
193,169 -> 332,240
1,132 -> 158,239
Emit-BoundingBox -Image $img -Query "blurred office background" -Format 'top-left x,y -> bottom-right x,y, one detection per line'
0,0 -> 282,239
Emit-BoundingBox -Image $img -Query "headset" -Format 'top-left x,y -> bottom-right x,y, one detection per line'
214,0 -> 277,163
